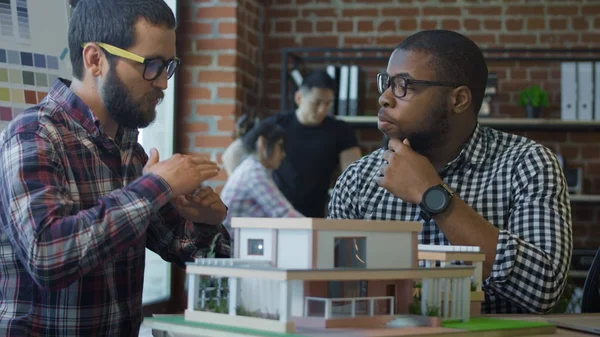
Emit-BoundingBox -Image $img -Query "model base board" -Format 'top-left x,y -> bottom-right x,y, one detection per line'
177,219 -> 543,336
143,315 -> 556,337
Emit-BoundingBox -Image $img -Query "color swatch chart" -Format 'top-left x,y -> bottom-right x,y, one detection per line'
0,0 -> 71,132
0,47 -> 62,123
16,0 -> 30,39
0,0 -> 30,40
0,0 -> 13,38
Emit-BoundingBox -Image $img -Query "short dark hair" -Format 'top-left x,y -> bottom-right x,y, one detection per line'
68,0 -> 176,80
395,29 -> 488,114
234,114 -> 260,138
300,69 -> 336,93
242,119 -> 286,158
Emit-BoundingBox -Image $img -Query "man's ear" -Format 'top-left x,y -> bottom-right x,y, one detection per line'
294,90 -> 302,106
256,135 -> 266,151
82,44 -> 106,78
451,86 -> 472,115
256,136 -> 268,160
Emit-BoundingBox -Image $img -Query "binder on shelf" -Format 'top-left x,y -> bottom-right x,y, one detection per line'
479,72 -> 498,117
348,65 -> 359,116
337,65 -> 349,116
577,62 -> 594,121
290,69 -> 303,89
561,62 -> 578,121
326,65 -> 338,116
595,62 -> 600,120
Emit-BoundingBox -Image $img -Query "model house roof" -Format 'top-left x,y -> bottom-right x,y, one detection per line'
187,258 -> 476,281
230,217 -> 422,233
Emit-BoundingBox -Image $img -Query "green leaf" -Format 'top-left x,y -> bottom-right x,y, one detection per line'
517,85 -> 549,108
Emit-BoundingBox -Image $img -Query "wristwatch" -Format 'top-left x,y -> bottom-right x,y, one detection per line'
419,182 -> 454,221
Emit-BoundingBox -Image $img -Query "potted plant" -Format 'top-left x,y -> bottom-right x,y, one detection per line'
425,305 -> 442,327
518,85 -> 549,118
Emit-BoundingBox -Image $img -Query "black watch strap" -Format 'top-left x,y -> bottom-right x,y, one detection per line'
420,208 -> 434,222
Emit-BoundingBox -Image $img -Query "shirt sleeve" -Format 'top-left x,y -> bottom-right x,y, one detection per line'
336,121 -> 359,153
0,132 -> 172,291
145,202 -> 231,267
247,163 -> 303,218
486,145 -> 573,313
133,146 -> 231,265
328,161 -> 362,219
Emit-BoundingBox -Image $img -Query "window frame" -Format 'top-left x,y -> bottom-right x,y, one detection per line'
247,238 -> 265,256
140,0 -> 181,317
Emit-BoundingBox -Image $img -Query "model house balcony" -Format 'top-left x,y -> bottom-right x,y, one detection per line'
304,295 -> 395,318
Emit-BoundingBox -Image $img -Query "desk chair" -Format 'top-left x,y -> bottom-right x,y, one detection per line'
581,247 -> 600,313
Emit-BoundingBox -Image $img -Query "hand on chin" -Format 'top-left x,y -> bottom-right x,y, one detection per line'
375,138 -> 442,204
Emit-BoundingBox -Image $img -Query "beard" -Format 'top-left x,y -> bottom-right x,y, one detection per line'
100,68 -> 163,129
382,102 -> 450,155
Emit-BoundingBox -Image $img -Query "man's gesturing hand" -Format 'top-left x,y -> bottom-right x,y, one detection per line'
171,186 -> 228,225
143,148 -> 220,197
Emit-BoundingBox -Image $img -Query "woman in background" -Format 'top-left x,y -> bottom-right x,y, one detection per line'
222,114 -> 260,176
220,119 -> 304,236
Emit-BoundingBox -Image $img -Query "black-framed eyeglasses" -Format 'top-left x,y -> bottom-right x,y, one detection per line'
82,42 -> 181,81
377,73 -> 464,99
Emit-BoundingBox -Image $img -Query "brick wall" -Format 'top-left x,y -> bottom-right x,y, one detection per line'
264,0 -> 600,117
177,0 -> 264,191
178,0 -> 600,248
237,0 -> 265,115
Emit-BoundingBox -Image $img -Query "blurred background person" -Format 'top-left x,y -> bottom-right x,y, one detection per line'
222,113 -> 260,176
222,69 -> 361,218
220,119 -> 303,238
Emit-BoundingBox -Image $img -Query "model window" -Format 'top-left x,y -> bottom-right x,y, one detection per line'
334,237 -> 366,268
329,237 -> 368,299
247,239 -> 264,256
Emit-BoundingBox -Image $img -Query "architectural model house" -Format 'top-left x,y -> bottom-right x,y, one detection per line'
417,244 -> 486,318
183,217 -> 481,335
143,217 -> 557,336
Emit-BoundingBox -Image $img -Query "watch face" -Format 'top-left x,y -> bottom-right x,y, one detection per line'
425,188 -> 447,211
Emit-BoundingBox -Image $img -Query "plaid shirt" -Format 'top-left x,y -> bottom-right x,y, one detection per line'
329,124 -> 572,314
220,156 -> 303,233
0,79 -> 230,337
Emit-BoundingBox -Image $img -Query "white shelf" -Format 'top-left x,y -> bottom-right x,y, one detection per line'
568,270 -> 588,278
336,116 -> 600,130
570,194 -> 600,203
336,115 -> 378,124
480,117 -> 600,128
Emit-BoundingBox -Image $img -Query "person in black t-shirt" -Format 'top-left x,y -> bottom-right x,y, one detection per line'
222,70 -> 361,217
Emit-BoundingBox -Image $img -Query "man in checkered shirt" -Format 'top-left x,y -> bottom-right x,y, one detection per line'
328,30 -> 573,314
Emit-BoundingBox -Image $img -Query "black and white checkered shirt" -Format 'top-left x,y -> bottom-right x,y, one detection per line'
328,123 -> 573,314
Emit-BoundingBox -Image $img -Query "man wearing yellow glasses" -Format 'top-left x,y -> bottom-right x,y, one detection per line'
0,0 -> 230,336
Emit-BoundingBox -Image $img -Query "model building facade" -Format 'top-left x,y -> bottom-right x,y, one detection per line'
184,218 -> 480,334
232,217 -> 420,318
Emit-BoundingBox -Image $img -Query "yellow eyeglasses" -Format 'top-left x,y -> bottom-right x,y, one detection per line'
82,42 -> 181,81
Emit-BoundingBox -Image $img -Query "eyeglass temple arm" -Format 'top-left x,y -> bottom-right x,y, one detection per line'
81,42 -> 145,64
408,79 -> 464,87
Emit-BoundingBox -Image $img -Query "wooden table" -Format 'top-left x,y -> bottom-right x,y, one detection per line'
502,313 -> 600,337
143,313 -> 600,337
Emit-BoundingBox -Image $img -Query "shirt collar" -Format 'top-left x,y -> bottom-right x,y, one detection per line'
248,156 -> 272,172
441,123 -> 487,173
48,78 -> 139,148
